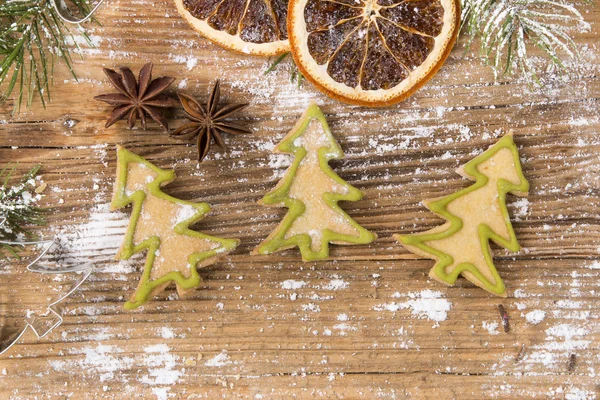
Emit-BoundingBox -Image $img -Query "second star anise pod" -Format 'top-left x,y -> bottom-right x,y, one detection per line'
94,62 -> 179,132
171,80 -> 250,162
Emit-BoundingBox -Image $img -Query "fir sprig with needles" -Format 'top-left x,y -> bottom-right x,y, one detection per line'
264,52 -> 304,88
0,165 -> 46,258
0,0 -> 95,114
462,0 -> 591,84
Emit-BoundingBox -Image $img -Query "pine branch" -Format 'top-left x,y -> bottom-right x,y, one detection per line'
0,0 -> 95,114
461,0 -> 591,84
0,165 -> 46,258
264,52 -> 304,88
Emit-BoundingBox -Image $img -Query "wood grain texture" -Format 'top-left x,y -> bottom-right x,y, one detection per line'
1,0 -> 600,398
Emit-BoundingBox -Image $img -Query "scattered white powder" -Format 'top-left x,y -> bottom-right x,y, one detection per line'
514,289 -> 527,298
205,350 -> 231,367
281,280 -> 306,290
374,290 -> 451,325
302,303 -> 321,312
159,327 -> 175,339
140,344 -> 182,385
440,151 -> 452,160
62,327 -> 113,342
526,310 -> 547,325
48,343 -> 183,397
21,191 -> 32,202
152,388 -> 170,400
369,137 -> 398,154
267,154 -> 292,179
50,200 -> 129,270
515,302 -> 527,311
545,324 -> 589,342
66,33 -> 103,48
333,323 -> 357,335
556,300 -> 581,309
337,313 -> 348,321
586,261 -> 600,269
512,198 -> 530,220
521,321 -> 593,373
170,54 -> 198,70
482,321 -> 500,335
174,204 -> 197,226
565,387 -> 597,400
322,279 -> 349,290
307,229 -> 323,245
48,345 -> 132,382
404,290 -> 451,323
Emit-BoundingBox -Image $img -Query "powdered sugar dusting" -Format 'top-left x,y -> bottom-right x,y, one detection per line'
48,343 -> 183,398
374,290 -> 452,326
526,310 -> 547,325
205,350 -> 231,367
281,280 -> 306,290
482,321 -> 500,335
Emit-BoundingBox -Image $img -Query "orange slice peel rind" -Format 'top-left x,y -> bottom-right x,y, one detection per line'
288,0 -> 461,106
175,0 -> 290,56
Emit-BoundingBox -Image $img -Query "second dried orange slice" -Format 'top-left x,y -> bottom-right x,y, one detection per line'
175,0 -> 290,56
288,0 -> 460,106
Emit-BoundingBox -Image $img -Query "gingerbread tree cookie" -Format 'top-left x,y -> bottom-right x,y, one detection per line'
111,146 -> 239,309
253,103 -> 376,261
395,133 -> 529,297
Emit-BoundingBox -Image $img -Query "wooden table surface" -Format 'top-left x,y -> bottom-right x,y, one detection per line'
1,0 -> 600,398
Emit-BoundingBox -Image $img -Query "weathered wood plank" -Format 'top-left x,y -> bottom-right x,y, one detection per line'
1,0 -> 600,398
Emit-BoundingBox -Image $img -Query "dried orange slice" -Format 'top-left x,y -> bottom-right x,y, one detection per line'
175,0 -> 290,56
288,0 -> 460,106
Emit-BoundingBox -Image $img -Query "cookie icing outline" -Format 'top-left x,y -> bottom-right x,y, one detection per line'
254,103 -> 376,261
111,146 -> 239,309
395,133 -> 529,296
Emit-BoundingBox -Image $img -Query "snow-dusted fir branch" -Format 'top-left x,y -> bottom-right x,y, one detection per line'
0,0 -> 94,113
462,0 -> 591,84
0,165 -> 45,258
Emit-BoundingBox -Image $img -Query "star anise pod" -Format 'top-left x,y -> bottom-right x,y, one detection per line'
94,62 -> 179,132
171,80 -> 250,162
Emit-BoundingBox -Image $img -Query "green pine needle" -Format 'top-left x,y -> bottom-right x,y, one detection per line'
0,0 -> 95,114
461,0 -> 591,84
264,52 -> 304,87
0,165 -> 46,259
264,52 -> 289,75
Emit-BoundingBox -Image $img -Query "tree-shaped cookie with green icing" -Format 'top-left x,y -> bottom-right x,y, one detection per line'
111,146 -> 239,309
395,133 -> 529,297
253,103 -> 376,261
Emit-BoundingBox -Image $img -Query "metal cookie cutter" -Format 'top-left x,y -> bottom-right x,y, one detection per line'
51,0 -> 104,24
0,219 -> 93,355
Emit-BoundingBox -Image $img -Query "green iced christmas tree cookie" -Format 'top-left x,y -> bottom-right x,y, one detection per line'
396,132 -> 530,297
254,103 -> 376,262
111,146 -> 239,309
